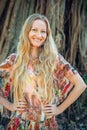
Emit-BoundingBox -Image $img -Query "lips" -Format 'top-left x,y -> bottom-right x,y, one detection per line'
34,39 -> 42,42
33,37 -> 42,42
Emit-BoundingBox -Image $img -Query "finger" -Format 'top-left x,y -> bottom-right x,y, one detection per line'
18,101 -> 27,105
16,104 -> 27,109
18,101 -> 27,104
43,105 -> 54,111
43,105 -> 56,116
18,103 -> 27,106
43,106 -> 53,112
18,99 -> 26,102
17,107 -> 25,110
17,104 -> 27,108
44,104 -> 53,107
43,107 -> 53,112
43,107 -> 53,114
43,109 -> 53,113
16,108 -> 26,112
45,112 -> 54,117
43,106 -> 52,110
16,103 -> 27,109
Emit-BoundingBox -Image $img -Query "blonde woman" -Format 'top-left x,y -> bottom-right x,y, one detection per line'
0,14 -> 86,130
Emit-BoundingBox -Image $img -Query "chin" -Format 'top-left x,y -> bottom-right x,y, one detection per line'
32,43 -> 44,47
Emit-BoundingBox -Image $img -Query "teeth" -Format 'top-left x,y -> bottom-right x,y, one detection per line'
33,39 -> 41,42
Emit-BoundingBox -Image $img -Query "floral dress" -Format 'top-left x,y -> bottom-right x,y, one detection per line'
0,53 -> 77,130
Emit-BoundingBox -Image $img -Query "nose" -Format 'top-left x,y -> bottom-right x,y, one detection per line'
36,32 -> 42,38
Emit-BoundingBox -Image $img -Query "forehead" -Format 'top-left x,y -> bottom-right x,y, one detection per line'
32,19 -> 47,30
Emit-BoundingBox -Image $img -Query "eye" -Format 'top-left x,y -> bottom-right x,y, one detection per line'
31,28 -> 37,32
41,30 -> 47,34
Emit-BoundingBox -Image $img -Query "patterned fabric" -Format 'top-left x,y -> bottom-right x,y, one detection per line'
0,53 -> 77,130
52,53 -> 77,105
7,115 -> 58,130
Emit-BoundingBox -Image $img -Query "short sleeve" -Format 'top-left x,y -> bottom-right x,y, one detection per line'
0,53 -> 16,98
54,53 -> 77,76
53,53 -> 78,105
0,53 -> 16,119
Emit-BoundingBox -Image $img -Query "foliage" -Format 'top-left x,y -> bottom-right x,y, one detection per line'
82,74 -> 87,84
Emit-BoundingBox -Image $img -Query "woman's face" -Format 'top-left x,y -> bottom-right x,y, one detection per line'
28,19 -> 47,48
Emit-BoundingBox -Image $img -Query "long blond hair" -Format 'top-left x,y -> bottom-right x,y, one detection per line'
12,14 -> 58,103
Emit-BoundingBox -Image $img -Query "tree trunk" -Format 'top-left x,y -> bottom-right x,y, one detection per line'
0,0 -> 87,72
0,0 -> 87,126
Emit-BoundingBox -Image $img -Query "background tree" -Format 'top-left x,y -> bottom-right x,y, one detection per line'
0,0 -> 87,129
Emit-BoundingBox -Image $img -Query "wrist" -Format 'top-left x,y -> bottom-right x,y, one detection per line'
57,106 -> 63,115
9,103 -> 16,112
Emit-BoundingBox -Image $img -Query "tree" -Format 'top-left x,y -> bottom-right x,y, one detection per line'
0,0 -> 87,73
0,0 -> 87,129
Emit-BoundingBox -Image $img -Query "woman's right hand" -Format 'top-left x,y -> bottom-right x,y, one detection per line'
11,100 -> 27,112
0,96 -> 27,112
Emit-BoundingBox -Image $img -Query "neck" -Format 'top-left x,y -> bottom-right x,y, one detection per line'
30,46 -> 39,60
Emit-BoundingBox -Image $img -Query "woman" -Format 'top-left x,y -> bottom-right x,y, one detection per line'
0,14 -> 86,130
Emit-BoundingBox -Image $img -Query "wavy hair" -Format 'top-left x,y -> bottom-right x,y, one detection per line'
12,14 -> 58,103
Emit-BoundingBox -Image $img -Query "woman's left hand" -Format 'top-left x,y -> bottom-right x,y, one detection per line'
43,104 -> 60,117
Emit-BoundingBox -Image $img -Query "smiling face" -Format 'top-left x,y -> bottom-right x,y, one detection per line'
28,19 -> 47,48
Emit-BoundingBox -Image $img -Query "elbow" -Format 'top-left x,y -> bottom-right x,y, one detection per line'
75,82 -> 87,93
74,74 -> 87,92
82,84 -> 87,91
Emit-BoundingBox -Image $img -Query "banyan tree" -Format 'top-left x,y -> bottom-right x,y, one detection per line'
0,0 -> 87,128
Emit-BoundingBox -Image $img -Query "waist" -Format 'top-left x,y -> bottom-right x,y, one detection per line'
12,110 -> 53,123
28,116 -> 58,130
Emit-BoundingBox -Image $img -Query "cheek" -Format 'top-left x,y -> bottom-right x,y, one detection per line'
44,34 -> 47,41
43,33 -> 47,38
28,32 -> 32,40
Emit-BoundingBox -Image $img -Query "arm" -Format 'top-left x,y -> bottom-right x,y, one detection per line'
0,95 -> 27,112
57,72 -> 87,114
0,53 -> 16,112
0,54 -> 27,113
0,95 -> 15,112
43,73 -> 86,116
43,54 -> 87,116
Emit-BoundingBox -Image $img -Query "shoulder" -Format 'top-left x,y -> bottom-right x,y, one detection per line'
6,53 -> 16,64
56,53 -> 69,65
54,53 -> 77,77
0,53 -> 16,70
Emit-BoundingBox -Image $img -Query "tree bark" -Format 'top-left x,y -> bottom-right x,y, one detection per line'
0,0 -> 87,126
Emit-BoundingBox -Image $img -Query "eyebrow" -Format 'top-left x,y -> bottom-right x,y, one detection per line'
31,27 -> 46,31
